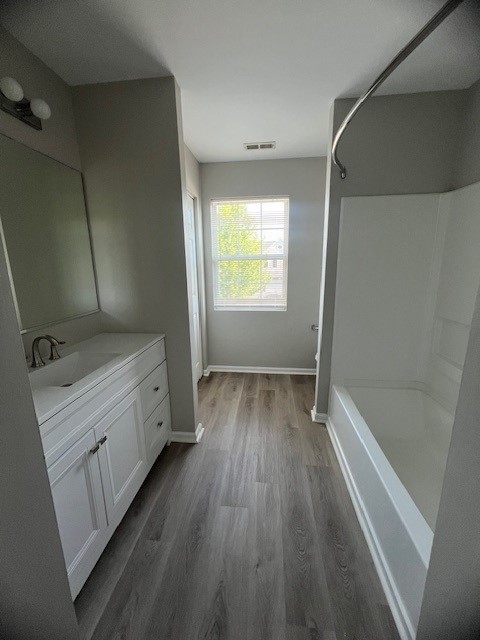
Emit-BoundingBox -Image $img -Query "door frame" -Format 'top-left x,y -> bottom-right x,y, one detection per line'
186,191 -> 207,378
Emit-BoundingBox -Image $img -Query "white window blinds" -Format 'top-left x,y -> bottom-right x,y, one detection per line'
210,197 -> 289,310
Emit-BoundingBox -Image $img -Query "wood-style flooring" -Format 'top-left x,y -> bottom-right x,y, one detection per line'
75,372 -> 400,640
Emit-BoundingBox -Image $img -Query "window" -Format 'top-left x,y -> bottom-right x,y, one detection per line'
211,197 -> 289,310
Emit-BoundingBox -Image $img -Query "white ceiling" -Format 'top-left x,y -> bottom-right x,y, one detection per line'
1,0 -> 479,162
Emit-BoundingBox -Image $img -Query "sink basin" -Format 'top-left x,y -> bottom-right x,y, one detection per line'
28,333 -> 164,426
29,351 -> 121,390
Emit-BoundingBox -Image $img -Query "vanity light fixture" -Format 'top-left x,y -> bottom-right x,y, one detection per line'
0,76 -> 51,131
0,76 -> 24,102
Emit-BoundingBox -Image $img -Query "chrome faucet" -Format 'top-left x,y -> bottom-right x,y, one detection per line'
30,335 -> 66,368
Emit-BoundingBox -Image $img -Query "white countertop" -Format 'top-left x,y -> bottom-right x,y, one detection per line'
29,333 -> 164,425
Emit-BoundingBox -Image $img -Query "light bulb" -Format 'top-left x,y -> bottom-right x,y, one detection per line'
0,76 -> 24,102
30,98 -> 51,120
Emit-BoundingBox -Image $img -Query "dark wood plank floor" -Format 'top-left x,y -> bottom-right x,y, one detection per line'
75,373 -> 400,640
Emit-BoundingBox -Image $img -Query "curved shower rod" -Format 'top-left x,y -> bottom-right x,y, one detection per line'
332,0 -> 466,179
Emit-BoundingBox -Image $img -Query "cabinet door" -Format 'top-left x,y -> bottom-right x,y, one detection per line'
95,388 -> 147,524
48,429 -> 107,595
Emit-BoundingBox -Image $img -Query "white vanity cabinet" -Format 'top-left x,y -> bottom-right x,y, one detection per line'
34,334 -> 171,599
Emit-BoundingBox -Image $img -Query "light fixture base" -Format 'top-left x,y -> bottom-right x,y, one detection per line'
0,94 -> 42,130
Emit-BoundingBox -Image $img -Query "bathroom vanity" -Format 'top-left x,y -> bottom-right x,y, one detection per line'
29,333 -> 171,599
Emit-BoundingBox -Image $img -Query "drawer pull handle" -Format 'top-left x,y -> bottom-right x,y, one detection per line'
157,421 -> 163,428
99,436 -> 107,446
89,443 -> 100,455
154,386 -> 160,392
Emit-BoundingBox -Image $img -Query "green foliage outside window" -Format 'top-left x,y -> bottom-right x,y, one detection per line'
217,202 -> 270,300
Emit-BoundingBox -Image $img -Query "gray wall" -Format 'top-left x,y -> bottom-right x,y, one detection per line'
0,216 -> 79,639
201,157 -> 326,369
185,144 -> 201,197
74,77 -> 198,433
0,25 -> 104,357
454,77 -> 480,189
315,89 -> 466,412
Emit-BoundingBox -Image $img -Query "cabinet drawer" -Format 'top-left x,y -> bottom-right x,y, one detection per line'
145,394 -> 171,465
140,361 -> 168,420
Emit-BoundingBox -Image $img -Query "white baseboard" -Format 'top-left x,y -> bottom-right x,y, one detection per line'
203,365 -> 315,376
169,423 -> 204,444
310,405 -> 328,423
325,418 -> 412,640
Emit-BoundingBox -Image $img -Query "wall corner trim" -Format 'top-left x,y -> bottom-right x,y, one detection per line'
311,406 -> 328,423
170,423 -> 204,444
203,365 -> 316,376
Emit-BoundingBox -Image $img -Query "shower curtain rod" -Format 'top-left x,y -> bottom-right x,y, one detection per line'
331,0 -> 466,179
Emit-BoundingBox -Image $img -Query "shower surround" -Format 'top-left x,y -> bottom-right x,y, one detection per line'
327,181 -> 480,639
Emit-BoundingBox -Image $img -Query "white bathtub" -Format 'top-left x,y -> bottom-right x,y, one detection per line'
328,384 -> 453,640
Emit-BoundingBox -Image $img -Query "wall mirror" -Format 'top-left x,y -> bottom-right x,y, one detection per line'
0,133 -> 99,332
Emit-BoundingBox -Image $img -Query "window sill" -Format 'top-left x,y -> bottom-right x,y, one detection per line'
214,306 -> 287,312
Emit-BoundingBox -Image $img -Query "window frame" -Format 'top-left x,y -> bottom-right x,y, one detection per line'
210,195 -> 290,312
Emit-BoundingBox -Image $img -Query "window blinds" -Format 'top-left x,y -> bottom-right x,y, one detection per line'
210,197 -> 289,310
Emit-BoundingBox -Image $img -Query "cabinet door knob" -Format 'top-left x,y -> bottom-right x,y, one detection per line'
99,436 -> 107,445
89,443 -> 100,455
157,421 -> 163,428
154,386 -> 160,392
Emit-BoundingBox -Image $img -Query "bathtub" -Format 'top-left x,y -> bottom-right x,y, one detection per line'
327,384 -> 453,640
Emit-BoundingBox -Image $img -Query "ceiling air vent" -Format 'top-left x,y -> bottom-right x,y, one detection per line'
244,141 -> 276,151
